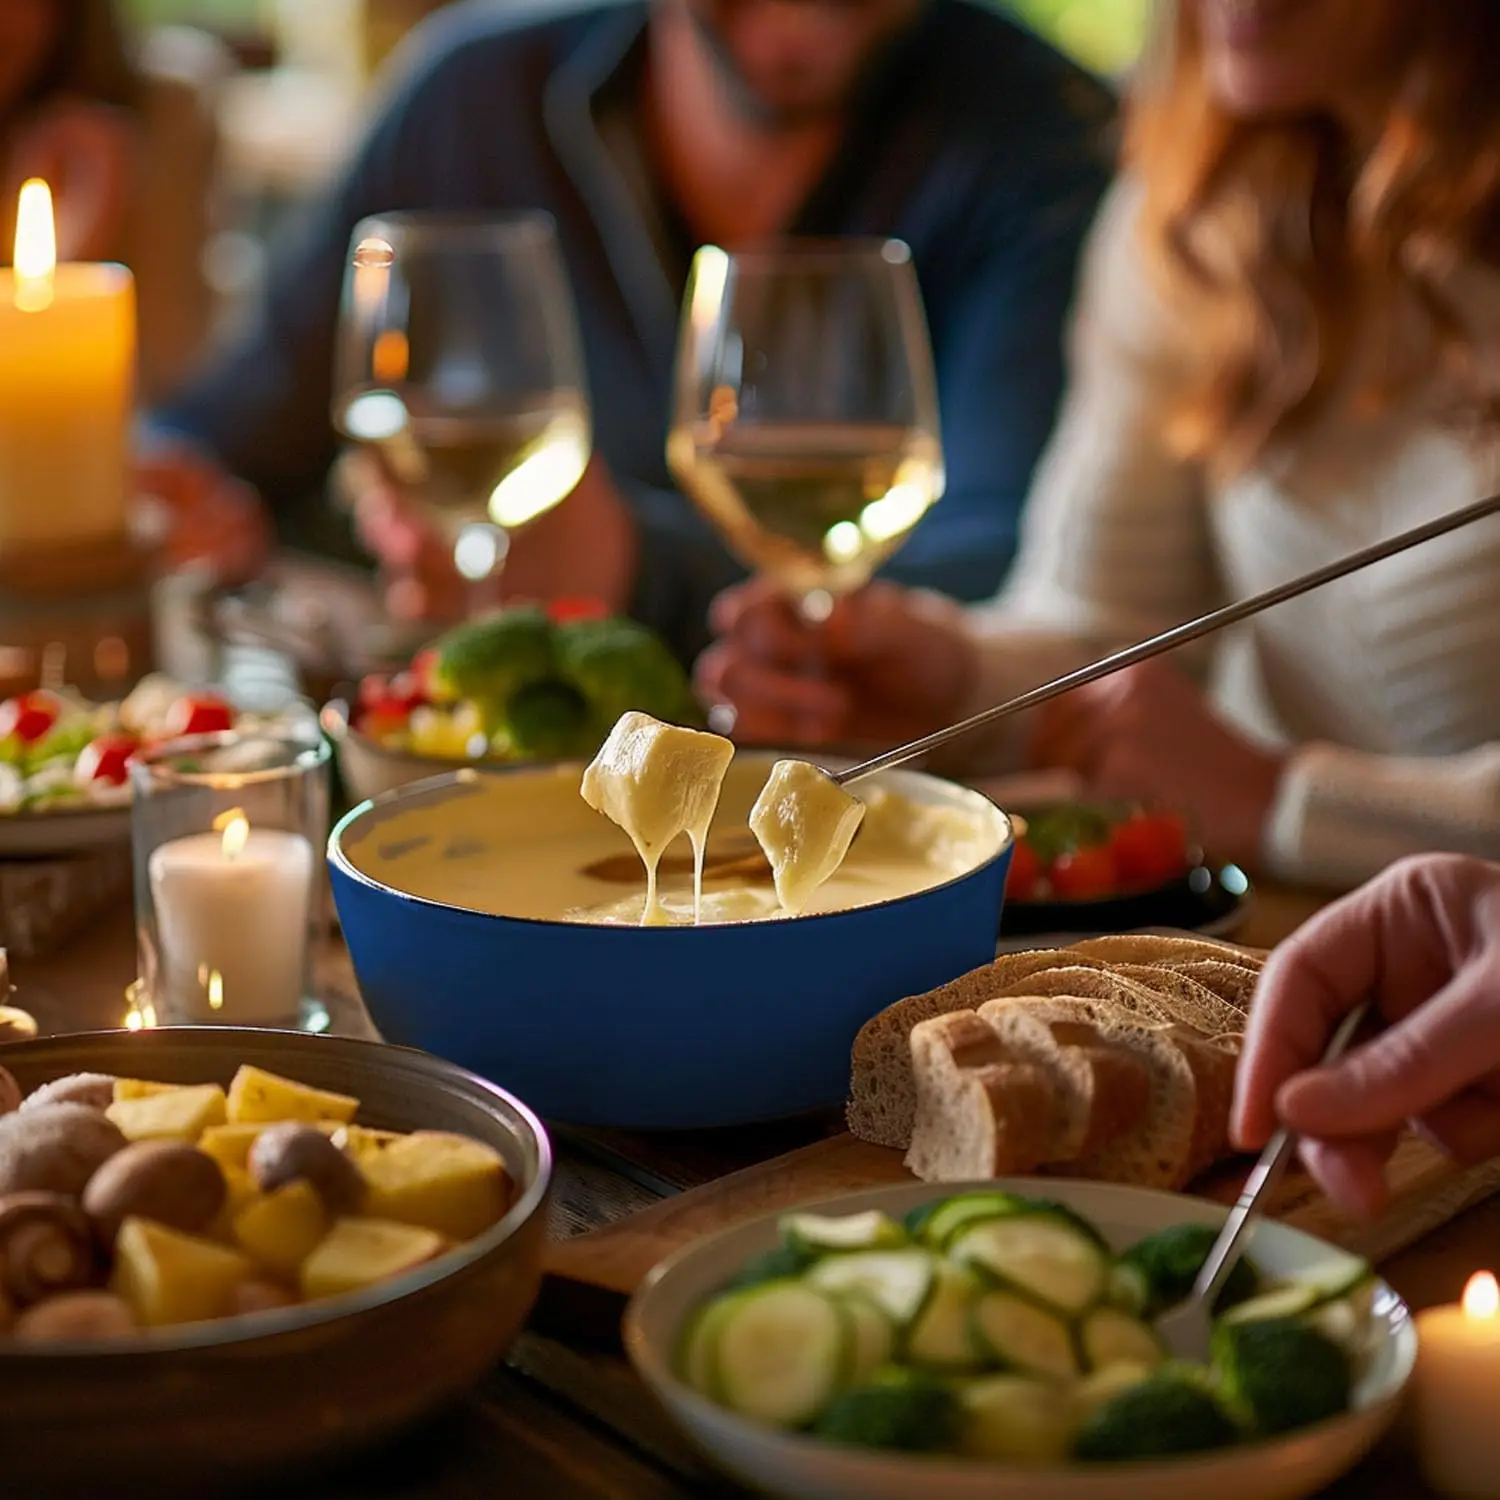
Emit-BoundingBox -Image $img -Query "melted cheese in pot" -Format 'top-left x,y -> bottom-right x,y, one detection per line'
749,759 -> 867,915
579,712 -> 735,926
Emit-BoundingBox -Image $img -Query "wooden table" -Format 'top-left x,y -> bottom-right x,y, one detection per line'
11,891 -> 1497,1499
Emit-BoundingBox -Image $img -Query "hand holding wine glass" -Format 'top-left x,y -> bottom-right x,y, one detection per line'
333,212 -> 593,615
669,238 -> 945,735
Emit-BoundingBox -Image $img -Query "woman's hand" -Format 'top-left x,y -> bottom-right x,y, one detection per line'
1031,659 -> 1286,869
1232,854 -> 1500,1218
345,453 -> 638,623
695,578 -> 977,746
133,442 -> 273,587
7,100 -> 135,263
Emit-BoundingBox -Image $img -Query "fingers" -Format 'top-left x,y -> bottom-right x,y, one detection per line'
694,643 -> 849,745
1417,1084 -> 1500,1166
1296,1133 -> 1401,1221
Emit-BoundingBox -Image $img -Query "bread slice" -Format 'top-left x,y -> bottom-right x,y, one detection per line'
1068,934 -> 1264,972
1170,1026 -> 1242,1181
982,996 -> 1197,1190
847,949 -> 1110,1148
992,966 -> 1174,1026
904,1012 -> 1054,1182
1164,959 -> 1259,1017
976,1000 -> 1153,1162
1109,964 -> 1246,1039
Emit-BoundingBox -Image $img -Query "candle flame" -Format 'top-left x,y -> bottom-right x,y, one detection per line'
1463,1272 -> 1499,1320
13,179 -> 56,311
213,807 -> 249,860
207,970 -> 224,1011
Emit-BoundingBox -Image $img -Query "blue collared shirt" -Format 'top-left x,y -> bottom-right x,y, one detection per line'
154,0 -> 1114,662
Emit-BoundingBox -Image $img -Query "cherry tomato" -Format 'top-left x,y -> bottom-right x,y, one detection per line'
1109,812 -> 1190,890
547,598 -> 610,624
75,734 -> 139,787
357,674 -> 392,712
0,691 -> 63,746
162,693 -> 235,740
1049,845 -> 1120,902
1005,837 -> 1042,901
409,649 -> 453,704
359,705 -> 409,743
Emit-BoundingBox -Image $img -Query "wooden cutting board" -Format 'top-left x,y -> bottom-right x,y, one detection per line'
545,1130 -> 1500,1296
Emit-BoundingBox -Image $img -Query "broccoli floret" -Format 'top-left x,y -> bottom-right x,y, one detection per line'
1213,1317 -> 1352,1436
553,616 -> 700,735
1072,1366 -> 1240,1462
813,1367 -> 961,1453
1119,1223 -> 1262,1317
503,680 -> 593,760
433,608 -> 557,727
725,1242 -> 819,1291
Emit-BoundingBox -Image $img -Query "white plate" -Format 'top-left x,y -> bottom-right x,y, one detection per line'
625,1179 -> 1415,1500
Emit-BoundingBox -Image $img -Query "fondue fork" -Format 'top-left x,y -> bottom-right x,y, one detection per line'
830,491 -> 1500,788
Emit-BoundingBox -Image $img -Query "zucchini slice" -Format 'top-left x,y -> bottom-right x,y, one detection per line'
970,1290 -> 1078,1381
958,1375 -> 1076,1463
782,1209 -> 906,1257
806,1248 -> 938,1328
837,1292 -> 897,1383
1078,1307 -> 1166,1372
951,1212 -> 1109,1315
920,1192 -> 1026,1249
1106,1261 -> 1150,1317
906,1264 -> 983,1371
710,1282 -> 850,1427
678,1294 -> 738,1396
1218,1283 -> 1322,1326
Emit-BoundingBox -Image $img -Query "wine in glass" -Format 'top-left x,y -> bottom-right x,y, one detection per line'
668,240 -> 945,640
333,211 -> 591,596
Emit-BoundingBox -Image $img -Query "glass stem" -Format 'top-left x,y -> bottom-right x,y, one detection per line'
454,521 -> 511,618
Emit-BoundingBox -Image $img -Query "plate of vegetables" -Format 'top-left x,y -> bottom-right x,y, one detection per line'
0,676 -> 311,856
626,1181 -> 1412,1500
998,802 -> 1250,941
326,602 -> 702,804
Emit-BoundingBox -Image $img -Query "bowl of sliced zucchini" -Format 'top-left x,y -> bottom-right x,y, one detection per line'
624,1180 -> 1414,1500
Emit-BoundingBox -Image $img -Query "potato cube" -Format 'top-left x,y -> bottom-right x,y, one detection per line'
198,1123 -> 267,1170
233,1181 -> 327,1277
329,1123 -> 404,1166
106,1084 -> 228,1142
361,1131 -> 511,1241
111,1217 -> 255,1327
113,1079 -> 184,1102
299,1218 -> 445,1301
226,1066 -> 359,1126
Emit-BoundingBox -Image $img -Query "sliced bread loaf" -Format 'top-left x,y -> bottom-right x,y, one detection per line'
1068,934 -> 1264,971
1169,1026 -> 1243,1181
1109,964 -> 1246,1038
1165,959 -> 1260,1017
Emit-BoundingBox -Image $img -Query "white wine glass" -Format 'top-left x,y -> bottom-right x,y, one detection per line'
668,239 -> 944,716
333,211 -> 592,606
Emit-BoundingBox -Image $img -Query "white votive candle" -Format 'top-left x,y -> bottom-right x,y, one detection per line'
147,812 -> 314,1024
1414,1272 -> 1500,1499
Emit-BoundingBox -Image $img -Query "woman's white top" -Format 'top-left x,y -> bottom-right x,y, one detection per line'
962,178 -> 1500,887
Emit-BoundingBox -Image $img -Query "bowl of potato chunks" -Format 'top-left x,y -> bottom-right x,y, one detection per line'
0,1027 -> 552,1495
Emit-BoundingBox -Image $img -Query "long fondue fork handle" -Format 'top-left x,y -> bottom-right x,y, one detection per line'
833,490 -> 1500,787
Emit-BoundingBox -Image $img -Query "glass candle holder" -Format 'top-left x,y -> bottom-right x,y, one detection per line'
130,725 -> 330,1031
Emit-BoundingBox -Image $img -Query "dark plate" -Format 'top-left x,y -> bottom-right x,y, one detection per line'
1000,860 -> 1252,942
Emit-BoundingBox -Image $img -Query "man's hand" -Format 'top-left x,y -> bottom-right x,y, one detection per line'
134,442 -> 273,587
1232,854 -> 1500,1218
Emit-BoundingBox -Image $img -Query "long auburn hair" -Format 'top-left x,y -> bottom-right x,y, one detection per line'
1126,0 -> 1500,474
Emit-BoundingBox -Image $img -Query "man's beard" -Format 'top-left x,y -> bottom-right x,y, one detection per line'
683,2 -> 916,131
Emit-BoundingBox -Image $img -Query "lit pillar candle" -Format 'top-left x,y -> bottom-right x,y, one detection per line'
1414,1272 -> 1500,1498
147,810 -> 315,1025
0,179 -> 134,552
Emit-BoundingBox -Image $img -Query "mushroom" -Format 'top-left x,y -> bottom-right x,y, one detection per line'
82,1141 -> 226,1248
228,1280 -> 298,1317
0,1066 -> 20,1118
248,1124 -> 366,1215
0,1192 -> 97,1307
20,1073 -> 119,1113
12,1291 -> 136,1343
0,1103 -> 127,1198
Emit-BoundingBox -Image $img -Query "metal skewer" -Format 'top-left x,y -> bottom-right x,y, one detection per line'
832,490 -> 1500,787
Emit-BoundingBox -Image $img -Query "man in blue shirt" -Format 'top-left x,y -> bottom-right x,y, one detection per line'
149,0 -> 1113,662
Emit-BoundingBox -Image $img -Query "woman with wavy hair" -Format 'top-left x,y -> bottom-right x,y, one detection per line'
700,0 -> 1500,890
1,0 -> 138,263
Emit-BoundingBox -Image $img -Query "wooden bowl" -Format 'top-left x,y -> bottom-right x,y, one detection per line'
0,1027 -> 552,1495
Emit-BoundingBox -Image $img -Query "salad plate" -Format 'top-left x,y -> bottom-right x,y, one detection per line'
626,1178 -> 1414,1500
